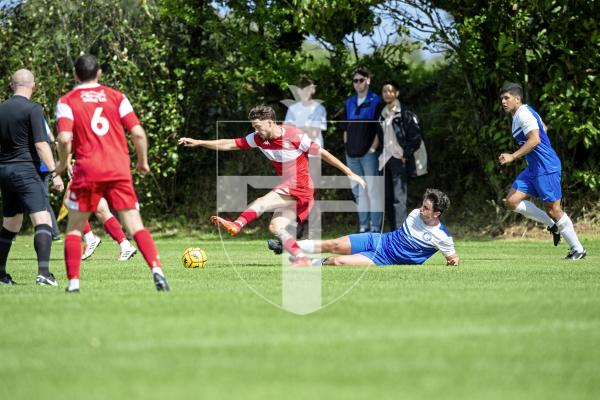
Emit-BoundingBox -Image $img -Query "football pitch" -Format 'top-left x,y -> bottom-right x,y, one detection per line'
1,235 -> 599,400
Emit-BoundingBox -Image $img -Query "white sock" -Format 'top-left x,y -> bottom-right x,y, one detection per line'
555,213 -> 584,252
84,231 -> 96,243
68,279 -> 80,291
152,267 -> 164,276
514,200 -> 555,226
119,239 -> 132,250
297,240 -> 315,254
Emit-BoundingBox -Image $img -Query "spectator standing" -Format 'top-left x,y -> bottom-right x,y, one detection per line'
377,80 -> 423,230
284,76 -> 327,238
342,67 -> 383,232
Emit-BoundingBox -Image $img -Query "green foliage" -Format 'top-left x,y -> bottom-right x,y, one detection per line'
1,0 -> 598,228
0,0 -> 184,215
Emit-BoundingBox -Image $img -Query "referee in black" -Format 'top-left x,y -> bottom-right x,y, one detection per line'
0,69 -> 64,286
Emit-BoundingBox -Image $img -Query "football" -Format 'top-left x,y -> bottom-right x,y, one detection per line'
181,247 -> 208,269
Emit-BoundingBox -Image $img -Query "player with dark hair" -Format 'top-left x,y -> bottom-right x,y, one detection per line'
268,189 -> 459,267
55,54 -> 170,292
498,82 -> 586,260
178,104 -> 365,267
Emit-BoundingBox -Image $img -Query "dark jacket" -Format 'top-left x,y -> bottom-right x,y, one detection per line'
376,105 -> 423,176
342,90 -> 382,157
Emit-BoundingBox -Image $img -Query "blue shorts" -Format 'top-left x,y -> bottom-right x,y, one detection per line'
512,170 -> 562,203
349,233 -> 394,266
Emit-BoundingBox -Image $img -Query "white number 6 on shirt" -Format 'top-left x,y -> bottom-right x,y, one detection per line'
91,107 -> 109,136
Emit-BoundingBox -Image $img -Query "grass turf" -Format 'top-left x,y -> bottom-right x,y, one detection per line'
0,234 -> 599,400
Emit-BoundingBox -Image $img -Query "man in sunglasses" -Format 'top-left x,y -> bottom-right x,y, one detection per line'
341,67 -> 383,233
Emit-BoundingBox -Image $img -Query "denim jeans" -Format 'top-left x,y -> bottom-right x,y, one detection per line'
384,157 -> 408,230
346,152 -> 384,231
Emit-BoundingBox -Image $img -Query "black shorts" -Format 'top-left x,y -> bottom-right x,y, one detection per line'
0,162 -> 48,217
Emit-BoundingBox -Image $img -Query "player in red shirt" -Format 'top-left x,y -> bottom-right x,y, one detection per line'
55,54 -> 169,292
179,105 -> 365,266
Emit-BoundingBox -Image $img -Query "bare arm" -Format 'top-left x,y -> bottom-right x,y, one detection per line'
130,125 -> 150,175
499,129 -> 541,165
55,131 -> 72,176
318,148 -> 366,188
35,141 -> 64,191
178,137 -> 240,151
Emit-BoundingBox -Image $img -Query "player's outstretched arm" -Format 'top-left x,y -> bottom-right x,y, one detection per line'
318,148 -> 366,188
178,137 -> 239,151
446,254 -> 460,266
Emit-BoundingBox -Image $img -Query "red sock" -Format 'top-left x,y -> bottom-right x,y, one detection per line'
283,237 -> 303,257
235,209 -> 258,227
103,216 -> 127,243
83,221 -> 92,235
65,234 -> 82,279
133,229 -> 161,269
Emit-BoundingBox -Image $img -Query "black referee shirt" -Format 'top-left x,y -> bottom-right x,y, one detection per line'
0,95 -> 48,164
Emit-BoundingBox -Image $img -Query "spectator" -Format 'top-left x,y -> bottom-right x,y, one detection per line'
284,76 -> 327,238
342,67 -> 383,232
377,80 -> 423,230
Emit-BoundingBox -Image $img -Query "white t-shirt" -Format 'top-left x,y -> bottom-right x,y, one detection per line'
284,101 -> 327,155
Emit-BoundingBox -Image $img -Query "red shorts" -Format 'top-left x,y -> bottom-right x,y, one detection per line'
273,186 -> 314,223
295,197 -> 314,223
67,180 -> 139,213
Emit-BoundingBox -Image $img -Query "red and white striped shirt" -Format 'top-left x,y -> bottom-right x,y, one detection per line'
235,125 -> 320,199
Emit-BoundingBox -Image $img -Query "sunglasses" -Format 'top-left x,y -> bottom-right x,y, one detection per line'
352,78 -> 366,84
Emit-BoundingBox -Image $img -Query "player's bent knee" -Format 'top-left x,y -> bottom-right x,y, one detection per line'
504,197 -> 519,210
268,223 -> 284,236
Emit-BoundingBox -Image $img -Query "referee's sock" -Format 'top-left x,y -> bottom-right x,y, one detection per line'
0,227 -> 18,276
34,224 -> 53,277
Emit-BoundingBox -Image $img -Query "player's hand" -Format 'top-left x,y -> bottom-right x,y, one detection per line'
136,160 -> 151,175
178,137 -> 199,147
446,254 -> 460,266
51,174 -> 64,192
498,153 -> 515,165
67,164 -> 73,179
348,173 -> 366,188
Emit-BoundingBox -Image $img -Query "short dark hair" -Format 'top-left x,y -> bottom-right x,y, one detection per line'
298,76 -> 315,89
351,67 -> 371,79
381,79 -> 400,92
248,105 -> 276,121
423,188 -> 450,214
75,54 -> 100,82
499,82 -> 523,100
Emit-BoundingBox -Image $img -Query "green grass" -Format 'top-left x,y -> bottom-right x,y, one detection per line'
1,234 -> 599,400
